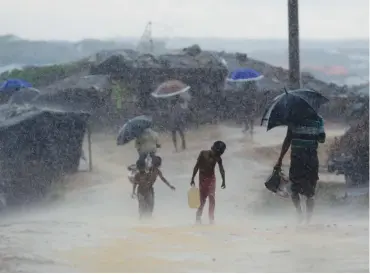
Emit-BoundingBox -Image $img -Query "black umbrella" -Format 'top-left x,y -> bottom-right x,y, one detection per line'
117,115 -> 152,146
261,88 -> 329,131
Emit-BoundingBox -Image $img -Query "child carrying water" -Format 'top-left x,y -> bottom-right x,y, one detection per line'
190,141 -> 226,224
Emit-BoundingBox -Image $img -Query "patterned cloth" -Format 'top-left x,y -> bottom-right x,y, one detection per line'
290,116 -> 325,150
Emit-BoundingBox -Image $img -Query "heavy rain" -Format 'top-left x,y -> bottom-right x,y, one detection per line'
0,0 -> 368,272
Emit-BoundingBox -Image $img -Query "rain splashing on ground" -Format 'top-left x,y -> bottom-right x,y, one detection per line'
0,124 -> 368,272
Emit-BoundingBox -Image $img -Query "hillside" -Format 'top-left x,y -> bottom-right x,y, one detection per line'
0,35 -> 134,68
1,44 -> 368,97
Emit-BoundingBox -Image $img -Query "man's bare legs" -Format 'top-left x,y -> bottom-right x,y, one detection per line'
291,181 -> 316,224
306,196 -> 315,224
172,129 -> 186,152
171,130 -> 178,152
291,192 -> 303,223
178,128 -> 186,150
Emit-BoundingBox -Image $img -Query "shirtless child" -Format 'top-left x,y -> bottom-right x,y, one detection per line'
131,159 -> 152,219
190,141 -> 226,224
148,156 -> 176,191
145,156 -> 176,216
132,157 -> 175,219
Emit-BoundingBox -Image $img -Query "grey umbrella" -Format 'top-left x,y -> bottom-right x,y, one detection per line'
117,115 -> 152,146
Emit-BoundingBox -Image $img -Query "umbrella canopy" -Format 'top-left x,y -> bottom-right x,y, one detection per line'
151,80 -> 190,98
226,68 -> 264,82
0,79 -> 32,91
261,88 -> 329,131
8,87 -> 41,105
117,115 -> 152,146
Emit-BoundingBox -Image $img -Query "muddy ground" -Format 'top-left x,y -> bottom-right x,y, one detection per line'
0,123 -> 368,272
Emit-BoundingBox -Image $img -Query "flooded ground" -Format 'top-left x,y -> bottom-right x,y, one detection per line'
0,124 -> 368,272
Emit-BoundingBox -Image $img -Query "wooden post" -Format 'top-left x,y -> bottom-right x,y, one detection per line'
288,0 -> 301,89
87,123 -> 93,172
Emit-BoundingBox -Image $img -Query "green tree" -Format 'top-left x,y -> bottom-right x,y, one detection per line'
0,60 -> 92,87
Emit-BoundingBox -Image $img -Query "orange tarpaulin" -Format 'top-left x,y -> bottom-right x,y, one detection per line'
304,65 -> 348,76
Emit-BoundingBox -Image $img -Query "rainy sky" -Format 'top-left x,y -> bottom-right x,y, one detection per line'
0,0 -> 368,41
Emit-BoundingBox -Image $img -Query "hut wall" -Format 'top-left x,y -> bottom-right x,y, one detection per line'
0,111 -> 89,205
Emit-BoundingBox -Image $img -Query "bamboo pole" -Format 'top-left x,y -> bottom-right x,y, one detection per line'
87,123 -> 93,172
288,0 -> 301,89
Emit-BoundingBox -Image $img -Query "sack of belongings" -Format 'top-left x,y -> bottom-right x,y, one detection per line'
127,156 -> 153,184
264,167 -> 290,198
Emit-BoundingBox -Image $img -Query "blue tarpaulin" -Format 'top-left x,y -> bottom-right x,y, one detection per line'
226,68 -> 263,82
0,79 -> 32,91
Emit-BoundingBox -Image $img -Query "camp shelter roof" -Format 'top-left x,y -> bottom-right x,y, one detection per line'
91,46 -> 228,75
42,74 -> 111,92
357,84 -> 369,97
90,49 -> 138,64
7,87 -> 41,105
157,50 -> 227,69
34,74 -> 112,112
220,52 -> 351,96
0,103 -> 90,131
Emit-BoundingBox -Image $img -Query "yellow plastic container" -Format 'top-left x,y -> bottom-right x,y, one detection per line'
187,187 -> 200,209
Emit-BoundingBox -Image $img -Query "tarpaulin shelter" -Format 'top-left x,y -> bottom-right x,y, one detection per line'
33,74 -> 112,153
8,87 -> 41,105
35,74 -> 112,112
0,78 -> 32,91
0,103 -> 90,205
90,45 -> 228,124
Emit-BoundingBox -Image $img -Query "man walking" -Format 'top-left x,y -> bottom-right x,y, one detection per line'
241,82 -> 258,135
168,96 -> 187,152
275,115 -> 326,223
135,128 -> 160,164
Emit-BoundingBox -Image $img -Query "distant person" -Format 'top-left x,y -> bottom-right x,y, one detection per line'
241,82 -> 258,135
168,96 -> 187,152
274,115 -> 326,224
190,141 -> 226,224
135,128 -> 161,165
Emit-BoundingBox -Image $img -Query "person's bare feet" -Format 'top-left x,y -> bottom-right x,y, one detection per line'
297,213 -> 304,225
305,214 -> 313,225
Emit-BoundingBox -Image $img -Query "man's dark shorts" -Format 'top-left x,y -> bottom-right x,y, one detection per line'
289,148 -> 319,198
169,115 -> 186,132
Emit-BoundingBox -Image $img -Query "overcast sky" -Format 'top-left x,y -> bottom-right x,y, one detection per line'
0,0 -> 368,41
